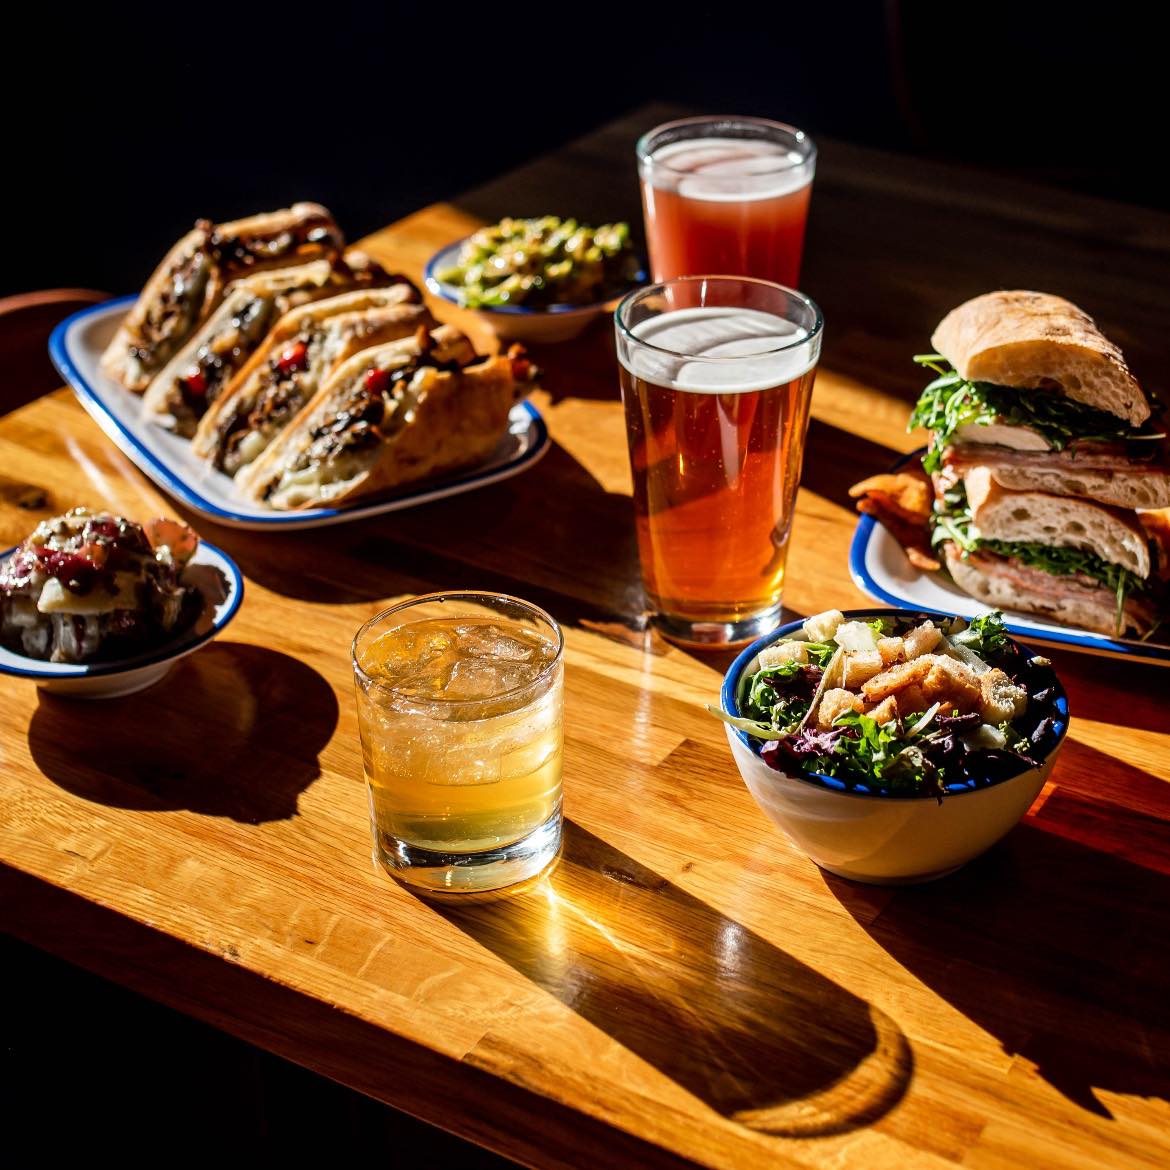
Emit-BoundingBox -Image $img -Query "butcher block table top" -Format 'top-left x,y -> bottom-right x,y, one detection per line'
2,105 -> 1169,1169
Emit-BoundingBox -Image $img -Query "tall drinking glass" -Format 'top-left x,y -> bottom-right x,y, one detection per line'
638,116 -> 816,286
615,277 -> 822,647
353,592 -> 564,894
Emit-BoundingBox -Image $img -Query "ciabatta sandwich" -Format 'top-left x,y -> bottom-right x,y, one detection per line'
100,203 -> 343,392
935,467 -> 1164,636
911,291 -> 1169,509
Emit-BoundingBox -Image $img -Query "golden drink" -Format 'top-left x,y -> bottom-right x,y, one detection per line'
353,595 -> 564,893
615,285 -> 822,646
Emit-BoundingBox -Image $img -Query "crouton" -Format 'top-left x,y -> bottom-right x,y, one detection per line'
979,668 -> 1028,724
862,653 -> 982,714
876,636 -> 905,666
802,610 -> 844,643
903,621 -> 942,660
758,639 -> 808,667
865,695 -> 899,724
861,655 -> 935,703
921,658 -> 982,713
816,688 -> 864,730
893,686 -> 930,718
841,650 -> 885,688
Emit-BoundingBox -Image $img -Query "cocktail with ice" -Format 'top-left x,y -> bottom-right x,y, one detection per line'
352,592 -> 564,893
638,116 -> 816,286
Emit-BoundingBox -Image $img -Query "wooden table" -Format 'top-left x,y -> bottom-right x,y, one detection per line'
3,106 -> 1168,1169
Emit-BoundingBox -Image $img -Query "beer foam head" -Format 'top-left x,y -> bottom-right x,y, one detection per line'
619,307 -> 819,393
646,138 -> 812,203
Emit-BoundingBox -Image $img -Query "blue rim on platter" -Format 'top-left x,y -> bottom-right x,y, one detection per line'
848,448 -> 1170,665
424,236 -> 647,315
48,297 -> 550,530
0,539 -> 243,679
719,607 -> 1070,801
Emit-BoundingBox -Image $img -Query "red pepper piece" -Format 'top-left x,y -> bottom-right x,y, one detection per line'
182,368 -> 207,397
275,340 -> 309,375
364,366 -> 392,396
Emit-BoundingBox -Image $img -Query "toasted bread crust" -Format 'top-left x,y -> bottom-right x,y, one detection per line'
931,290 -> 1147,427
190,284 -> 425,462
240,327 -> 520,509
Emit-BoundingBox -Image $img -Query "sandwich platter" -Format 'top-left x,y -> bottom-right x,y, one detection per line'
851,471 -> 1170,666
49,297 -> 550,531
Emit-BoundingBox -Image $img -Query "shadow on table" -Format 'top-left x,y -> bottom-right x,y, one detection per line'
28,642 -> 337,823
192,441 -> 643,623
435,821 -> 912,1136
828,816 -> 1170,1118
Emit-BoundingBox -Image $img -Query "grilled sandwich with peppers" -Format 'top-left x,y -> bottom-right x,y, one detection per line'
192,283 -> 429,476
140,252 -> 402,437
239,325 -> 537,510
101,203 -> 343,392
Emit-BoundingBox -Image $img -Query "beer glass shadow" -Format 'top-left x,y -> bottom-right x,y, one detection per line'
28,642 -> 337,823
193,441 -> 643,621
435,821 -> 912,1135
829,775 -> 1170,1117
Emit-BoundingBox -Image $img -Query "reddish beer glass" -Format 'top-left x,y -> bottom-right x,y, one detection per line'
638,116 -> 816,287
615,277 -> 823,647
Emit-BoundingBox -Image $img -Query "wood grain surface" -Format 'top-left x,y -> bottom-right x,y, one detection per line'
3,106 -> 1169,1170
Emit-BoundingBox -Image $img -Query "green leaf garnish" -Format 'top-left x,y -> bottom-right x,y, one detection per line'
907,357 -> 1161,474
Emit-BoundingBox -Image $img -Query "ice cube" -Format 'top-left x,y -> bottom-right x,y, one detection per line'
456,622 -> 538,662
442,657 -> 516,701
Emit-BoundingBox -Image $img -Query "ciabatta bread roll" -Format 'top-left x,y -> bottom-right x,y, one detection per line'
932,290 -> 1147,426
964,466 -> 1151,578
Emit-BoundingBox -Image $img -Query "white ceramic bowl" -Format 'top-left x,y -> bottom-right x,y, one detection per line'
0,539 -> 243,698
424,237 -> 645,344
721,608 -> 1069,885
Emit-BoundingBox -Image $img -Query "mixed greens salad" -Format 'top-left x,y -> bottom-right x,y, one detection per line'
712,610 -> 1063,798
437,216 -> 641,309
908,355 -> 1164,474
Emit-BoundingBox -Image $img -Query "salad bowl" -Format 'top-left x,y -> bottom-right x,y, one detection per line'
719,608 -> 1068,884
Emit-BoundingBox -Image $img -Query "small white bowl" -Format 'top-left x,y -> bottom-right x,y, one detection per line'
424,237 -> 645,344
721,608 -> 1069,885
0,540 -> 243,698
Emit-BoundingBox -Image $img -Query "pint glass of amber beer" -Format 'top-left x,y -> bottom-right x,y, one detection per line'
615,277 -> 822,647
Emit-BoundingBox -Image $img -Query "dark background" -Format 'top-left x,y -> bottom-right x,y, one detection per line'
3,2 -> 1165,298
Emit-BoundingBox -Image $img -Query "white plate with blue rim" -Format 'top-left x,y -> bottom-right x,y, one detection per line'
850,451 -> 1170,666
48,298 -> 551,531
424,236 -> 647,344
0,539 -> 244,698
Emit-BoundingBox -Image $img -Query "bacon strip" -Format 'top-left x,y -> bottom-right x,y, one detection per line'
849,470 -> 939,571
